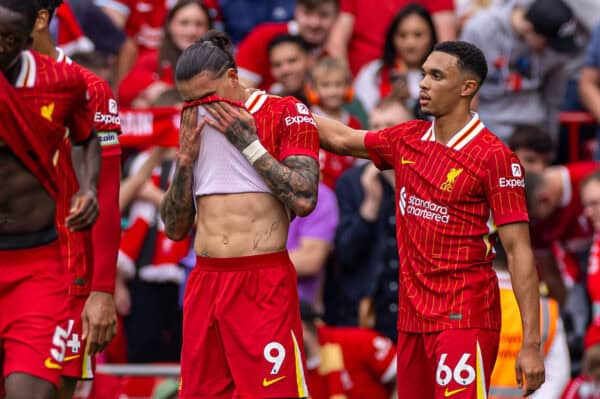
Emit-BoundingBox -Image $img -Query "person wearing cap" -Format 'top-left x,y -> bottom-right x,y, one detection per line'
460,0 -> 579,142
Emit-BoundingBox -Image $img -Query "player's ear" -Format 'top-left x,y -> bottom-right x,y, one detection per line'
34,10 -> 50,32
461,78 -> 479,98
226,68 -> 239,88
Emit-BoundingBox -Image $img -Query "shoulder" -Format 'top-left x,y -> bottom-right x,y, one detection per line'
460,6 -> 505,40
371,119 -> 431,139
76,65 -> 115,101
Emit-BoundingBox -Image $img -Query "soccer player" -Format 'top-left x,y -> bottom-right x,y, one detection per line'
206,41 -> 545,398
160,30 -> 319,398
30,1 -> 120,397
0,0 -> 100,398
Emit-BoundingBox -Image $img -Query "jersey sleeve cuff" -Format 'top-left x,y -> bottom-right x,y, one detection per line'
493,212 -> 529,227
280,148 -> 319,162
364,131 -> 390,170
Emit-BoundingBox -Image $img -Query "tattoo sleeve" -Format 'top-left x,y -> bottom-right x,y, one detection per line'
223,117 -> 319,216
159,160 -> 196,241
252,154 -> 319,217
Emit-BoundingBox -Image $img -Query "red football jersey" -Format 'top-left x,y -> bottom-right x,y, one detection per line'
588,235 -> 600,317
14,50 -> 94,295
365,114 -> 528,333
57,49 -> 122,294
306,326 -> 396,399
187,91 -> 320,162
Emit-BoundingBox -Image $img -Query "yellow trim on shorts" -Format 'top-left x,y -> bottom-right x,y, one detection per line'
476,340 -> 487,399
291,330 -> 308,398
81,339 -> 94,379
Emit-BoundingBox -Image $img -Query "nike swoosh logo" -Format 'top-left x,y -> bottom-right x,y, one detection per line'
262,376 -> 286,387
401,157 -> 416,165
44,357 -> 63,370
444,387 -> 468,397
64,355 -> 80,362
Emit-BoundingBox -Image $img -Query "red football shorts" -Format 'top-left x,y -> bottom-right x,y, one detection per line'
61,295 -> 95,380
396,329 -> 500,399
180,251 -> 309,399
0,241 -> 68,387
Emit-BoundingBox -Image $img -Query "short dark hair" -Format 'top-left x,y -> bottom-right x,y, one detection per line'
508,125 -> 555,154
267,34 -> 310,58
297,0 -> 338,10
382,4 -> 437,68
0,0 -> 42,31
175,30 -> 236,82
433,41 -> 488,88
37,0 -> 63,21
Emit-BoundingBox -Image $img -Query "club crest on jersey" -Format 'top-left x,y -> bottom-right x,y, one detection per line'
296,103 -> 309,115
41,102 -> 55,122
440,168 -> 463,192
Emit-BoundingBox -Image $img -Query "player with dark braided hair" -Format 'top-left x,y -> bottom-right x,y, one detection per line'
29,1 -> 121,398
207,41 -> 546,399
0,0 -> 101,397
160,30 -> 319,398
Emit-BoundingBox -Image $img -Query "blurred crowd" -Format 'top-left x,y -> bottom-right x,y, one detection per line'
57,0 -> 600,397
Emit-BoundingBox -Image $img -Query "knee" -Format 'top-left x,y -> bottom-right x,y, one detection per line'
4,373 -> 56,399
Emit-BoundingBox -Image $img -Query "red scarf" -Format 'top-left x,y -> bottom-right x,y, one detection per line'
378,62 -> 408,99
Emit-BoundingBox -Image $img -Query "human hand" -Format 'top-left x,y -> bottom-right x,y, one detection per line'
205,102 -> 258,151
177,105 -> 205,166
515,344 -> 545,396
81,291 -> 118,355
66,189 -> 99,231
113,277 -> 131,316
360,163 -> 383,221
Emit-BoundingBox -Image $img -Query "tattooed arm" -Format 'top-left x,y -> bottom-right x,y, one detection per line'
206,102 -> 319,216
160,107 -> 205,240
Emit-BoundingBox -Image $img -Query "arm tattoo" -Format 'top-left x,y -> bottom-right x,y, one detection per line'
224,119 -> 258,150
223,115 -> 319,215
160,162 -> 196,240
253,155 -> 319,216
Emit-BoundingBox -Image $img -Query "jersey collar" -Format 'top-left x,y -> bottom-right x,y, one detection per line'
421,112 -> 484,150
15,51 -> 37,88
244,90 -> 268,114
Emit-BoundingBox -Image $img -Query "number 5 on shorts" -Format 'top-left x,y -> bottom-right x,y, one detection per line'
436,353 -> 476,386
264,342 -> 286,375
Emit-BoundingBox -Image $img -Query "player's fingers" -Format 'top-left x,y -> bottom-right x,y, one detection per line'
206,103 -> 232,124
205,117 -> 227,133
515,362 -> 523,387
81,312 -> 90,341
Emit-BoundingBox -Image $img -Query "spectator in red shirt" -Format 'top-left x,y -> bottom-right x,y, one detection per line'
353,4 -> 437,114
561,319 -> 600,399
300,302 -> 397,399
118,0 -> 212,108
236,0 -> 338,90
307,57 -> 361,189
327,0 -> 455,75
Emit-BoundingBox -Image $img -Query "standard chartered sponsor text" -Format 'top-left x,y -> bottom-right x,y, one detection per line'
400,187 -> 450,223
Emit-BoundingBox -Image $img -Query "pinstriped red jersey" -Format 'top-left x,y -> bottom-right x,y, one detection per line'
365,114 -> 529,333
13,50 -> 94,295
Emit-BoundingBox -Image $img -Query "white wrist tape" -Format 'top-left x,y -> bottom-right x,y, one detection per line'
241,139 -> 268,164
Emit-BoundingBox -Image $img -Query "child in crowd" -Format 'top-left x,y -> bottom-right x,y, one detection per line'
308,56 -> 361,188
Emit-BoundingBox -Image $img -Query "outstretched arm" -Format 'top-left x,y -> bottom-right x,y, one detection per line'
160,107 -> 203,240
206,103 -> 319,216
498,222 -> 545,396
312,114 -> 369,159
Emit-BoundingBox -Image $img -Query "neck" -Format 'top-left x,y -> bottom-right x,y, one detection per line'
510,7 -> 525,36
31,32 -> 59,60
433,103 -> 473,145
